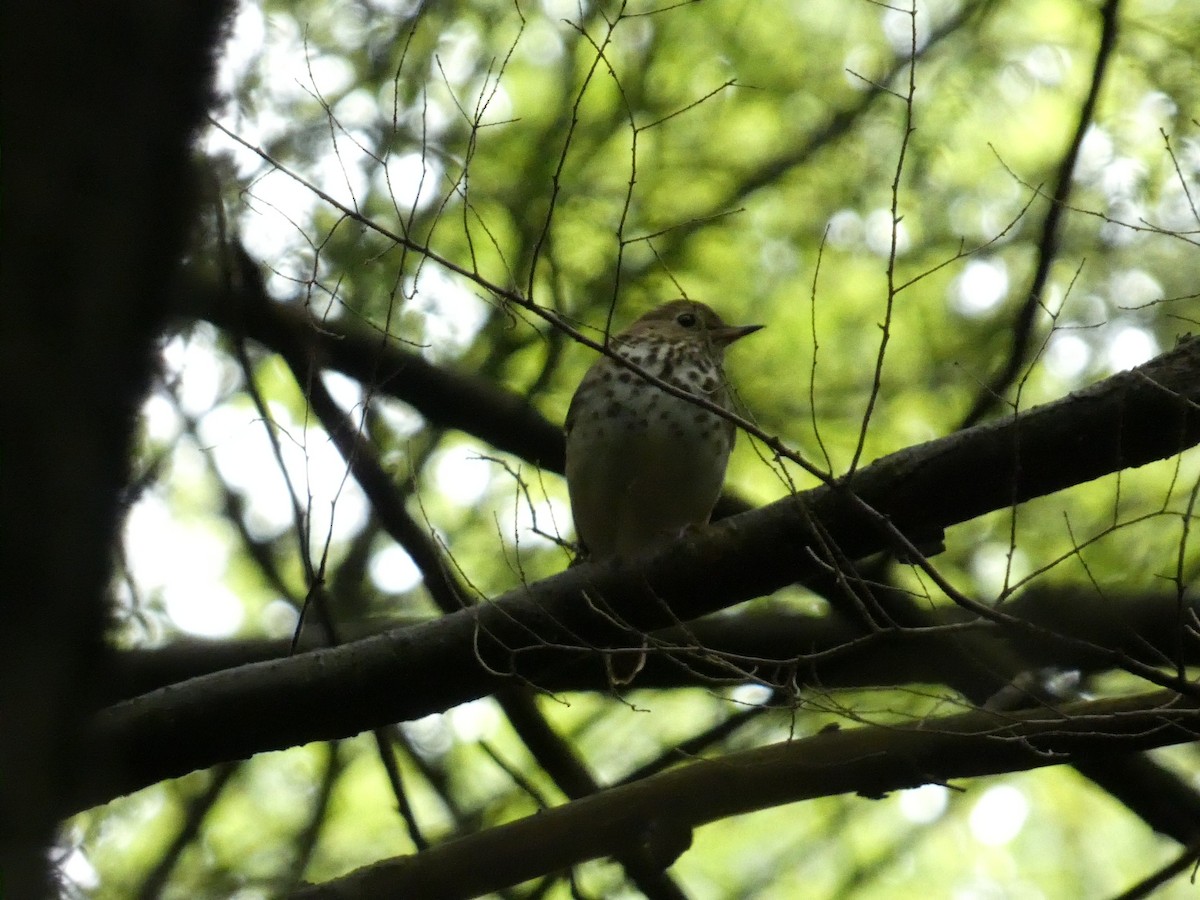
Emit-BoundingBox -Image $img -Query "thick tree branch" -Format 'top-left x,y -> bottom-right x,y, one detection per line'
80,335 -> 1200,809
104,587 -> 1200,701
291,690 -> 1200,899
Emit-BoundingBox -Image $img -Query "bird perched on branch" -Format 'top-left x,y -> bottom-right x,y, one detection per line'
564,300 -> 763,561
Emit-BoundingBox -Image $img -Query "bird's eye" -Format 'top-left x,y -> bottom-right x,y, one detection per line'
676,312 -> 698,328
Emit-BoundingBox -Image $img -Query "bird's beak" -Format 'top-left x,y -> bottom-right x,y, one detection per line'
712,323 -> 764,346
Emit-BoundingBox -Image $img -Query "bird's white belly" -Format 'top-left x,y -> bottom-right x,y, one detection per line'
566,386 -> 731,558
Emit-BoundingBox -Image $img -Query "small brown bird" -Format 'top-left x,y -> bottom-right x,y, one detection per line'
564,300 -> 763,560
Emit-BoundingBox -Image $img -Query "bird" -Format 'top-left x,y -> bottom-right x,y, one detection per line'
564,299 -> 763,561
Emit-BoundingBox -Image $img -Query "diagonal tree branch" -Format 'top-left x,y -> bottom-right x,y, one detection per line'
184,278 -> 566,472
290,689 -> 1200,899
80,334 -> 1200,810
962,0 -> 1123,426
